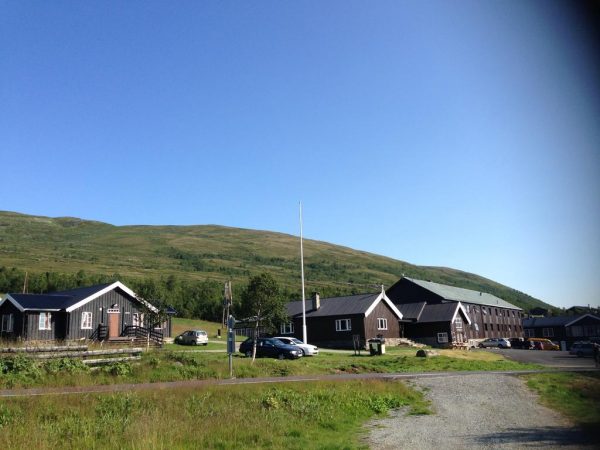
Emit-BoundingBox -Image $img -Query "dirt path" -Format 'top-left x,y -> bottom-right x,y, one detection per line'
365,373 -> 596,449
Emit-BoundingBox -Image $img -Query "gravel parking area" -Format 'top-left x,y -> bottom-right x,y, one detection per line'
366,373 -> 596,449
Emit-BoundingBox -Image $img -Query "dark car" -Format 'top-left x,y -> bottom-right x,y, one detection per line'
509,338 -> 533,349
239,337 -> 302,360
569,342 -> 594,357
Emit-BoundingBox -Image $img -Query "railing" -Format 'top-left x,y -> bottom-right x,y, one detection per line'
90,324 -> 108,342
122,325 -> 164,347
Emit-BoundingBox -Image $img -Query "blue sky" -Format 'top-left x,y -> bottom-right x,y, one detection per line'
2,1 -> 599,309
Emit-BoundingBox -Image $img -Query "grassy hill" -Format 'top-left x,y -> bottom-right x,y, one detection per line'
0,210 -> 553,312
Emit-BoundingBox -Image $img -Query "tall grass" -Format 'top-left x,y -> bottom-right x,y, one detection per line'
0,380 -> 429,449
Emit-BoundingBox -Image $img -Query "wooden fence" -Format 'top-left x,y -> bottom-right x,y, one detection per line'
0,345 -> 143,366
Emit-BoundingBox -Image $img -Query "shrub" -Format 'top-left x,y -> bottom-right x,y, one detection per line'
102,361 -> 132,377
44,358 -> 90,375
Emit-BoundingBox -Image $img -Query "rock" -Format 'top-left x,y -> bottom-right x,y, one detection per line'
416,349 -> 439,357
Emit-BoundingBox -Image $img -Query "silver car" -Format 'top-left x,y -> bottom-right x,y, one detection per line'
175,330 -> 209,346
478,338 -> 511,349
274,337 -> 319,356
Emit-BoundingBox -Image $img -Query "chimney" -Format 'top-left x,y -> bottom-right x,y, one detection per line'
312,292 -> 320,311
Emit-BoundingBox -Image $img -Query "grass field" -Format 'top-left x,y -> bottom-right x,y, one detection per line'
0,380 -> 430,449
524,372 -> 600,431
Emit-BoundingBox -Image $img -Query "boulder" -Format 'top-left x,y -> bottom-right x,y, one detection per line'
416,349 -> 439,357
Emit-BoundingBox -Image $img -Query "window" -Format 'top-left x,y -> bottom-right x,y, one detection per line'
437,332 -> 448,343
454,317 -> 463,330
280,322 -> 294,334
335,319 -> 351,332
484,323 -> 488,331
377,318 -> 388,330
495,308 -> 498,316
81,312 -> 92,329
570,325 -> 584,337
132,313 -> 144,327
482,308 -> 487,315
474,323 -> 479,332
1,314 -> 13,332
39,312 -> 52,330
524,328 -> 535,338
466,305 -> 470,313
542,328 -> 554,338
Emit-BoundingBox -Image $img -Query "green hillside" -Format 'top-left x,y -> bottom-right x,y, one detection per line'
0,210 -> 553,313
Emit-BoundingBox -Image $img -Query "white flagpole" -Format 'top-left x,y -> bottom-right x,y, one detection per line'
300,202 -> 307,344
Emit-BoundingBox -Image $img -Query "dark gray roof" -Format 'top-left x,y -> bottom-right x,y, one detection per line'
7,294 -> 73,311
403,277 -> 521,310
418,303 -> 463,323
523,315 -> 600,328
286,293 -> 380,318
6,282 -> 127,311
398,302 -> 427,321
52,283 -> 115,301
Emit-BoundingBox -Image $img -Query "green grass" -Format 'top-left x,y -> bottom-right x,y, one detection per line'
524,372 -> 600,430
0,346 -> 541,390
0,380 -> 430,449
0,210 -> 552,311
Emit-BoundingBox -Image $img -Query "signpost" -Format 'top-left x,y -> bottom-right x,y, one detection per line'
227,314 -> 235,378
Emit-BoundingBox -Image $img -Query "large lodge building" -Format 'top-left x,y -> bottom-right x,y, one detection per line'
387,277 -> 524,346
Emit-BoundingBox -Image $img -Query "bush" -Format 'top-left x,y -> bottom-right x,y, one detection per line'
101,361 -> 132,377
44,358 -> 90,375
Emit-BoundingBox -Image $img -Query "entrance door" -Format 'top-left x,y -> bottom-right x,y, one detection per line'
108,310 -> 120,338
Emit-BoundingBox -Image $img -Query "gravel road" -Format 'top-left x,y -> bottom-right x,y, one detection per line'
365,373 -> 596,449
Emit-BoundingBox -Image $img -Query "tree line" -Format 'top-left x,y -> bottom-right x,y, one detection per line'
0,266 -> 295,324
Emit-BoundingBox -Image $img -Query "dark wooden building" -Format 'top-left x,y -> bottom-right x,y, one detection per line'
523,314 -> 600,349
282,290 -> 403,348
387,277 -> 524,343
398,301 -> 471,347
0,281 -> 172,342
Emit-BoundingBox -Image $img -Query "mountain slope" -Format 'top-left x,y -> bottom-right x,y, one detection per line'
0,210 -> 553,311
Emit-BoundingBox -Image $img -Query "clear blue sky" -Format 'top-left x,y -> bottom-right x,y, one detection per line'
2,1 -> 599,309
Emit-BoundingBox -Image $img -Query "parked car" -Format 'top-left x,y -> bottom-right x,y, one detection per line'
478,338 -> 511,349
239,337 -> 302,360
528,338 -> 560,351
509,338 -> 534,349
569,341 -> 595,357
174,330 -> 209,346
273,337 -> 319,356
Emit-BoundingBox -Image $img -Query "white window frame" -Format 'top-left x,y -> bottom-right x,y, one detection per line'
280,322 -> 294,334
437,332 -> 448,343
377,318 -> 388,330
132,313 -> 144,327
335,318 -> 351,332
524,328 -> 535,338
454,317 -> 463,330
39,312 -> 52,331
542,328 -> 554,338
1,314 -> 13,332
81,311 -> 92,330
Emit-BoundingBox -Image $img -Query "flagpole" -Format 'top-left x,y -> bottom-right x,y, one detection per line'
300,202 -> 307,344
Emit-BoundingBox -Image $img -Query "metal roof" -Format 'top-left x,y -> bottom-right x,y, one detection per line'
523,314 -> 600,328
403,277 -> 521,310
